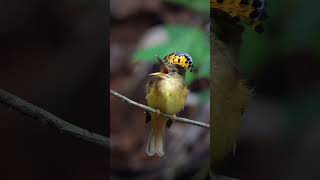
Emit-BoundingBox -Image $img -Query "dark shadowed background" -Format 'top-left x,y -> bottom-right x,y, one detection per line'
211,0 -> 320,179
235,0 -> 320,179
0,0 -> 108,179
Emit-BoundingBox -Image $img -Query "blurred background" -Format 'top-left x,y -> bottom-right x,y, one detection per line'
229,0 -> 320,179
110,0 -> 210,179
0,0 -> 107,180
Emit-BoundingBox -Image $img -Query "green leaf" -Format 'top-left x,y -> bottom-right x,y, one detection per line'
132,44 -> 172,62
132,25 -> 210,84
133,25 -> 209,64
185,71 -> 196,86
197,54 -> 210,78
198,89 -> 210,104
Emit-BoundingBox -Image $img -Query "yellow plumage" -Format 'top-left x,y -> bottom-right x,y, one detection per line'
145,56 -> 189,156
211,33 -> 252,170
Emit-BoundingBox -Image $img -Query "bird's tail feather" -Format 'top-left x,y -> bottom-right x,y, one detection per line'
146,115 -> 165,156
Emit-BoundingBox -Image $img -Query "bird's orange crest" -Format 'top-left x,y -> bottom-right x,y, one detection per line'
211,0 -> 268,33
164,52 -> 193,71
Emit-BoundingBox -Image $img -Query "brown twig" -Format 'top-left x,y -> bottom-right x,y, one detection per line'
0,88 -> 109,148
110,89 -> 210,128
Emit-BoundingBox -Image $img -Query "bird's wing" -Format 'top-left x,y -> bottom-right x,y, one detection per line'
145,74 -> 163,99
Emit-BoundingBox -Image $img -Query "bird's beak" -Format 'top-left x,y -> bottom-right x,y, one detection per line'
156,56 -> 169,74
149,72 -> 163,76
149,72 -> 168,78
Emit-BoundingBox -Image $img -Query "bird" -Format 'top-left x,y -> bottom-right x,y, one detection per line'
211,0 -> 268,33
211,33 -> 252,171
145,52 -> 193,156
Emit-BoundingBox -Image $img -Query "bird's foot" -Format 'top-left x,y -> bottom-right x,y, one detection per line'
172,114 -> 177,121
156,109 -> 161,116
166,114 -> 177,128
145,111 -> 151,124
166,119 -> 173,128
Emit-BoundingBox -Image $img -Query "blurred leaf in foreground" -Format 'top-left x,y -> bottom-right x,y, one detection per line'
132,25 -> 209,85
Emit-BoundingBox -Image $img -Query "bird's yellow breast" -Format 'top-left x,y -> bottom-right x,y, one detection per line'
147,76 -> 188,115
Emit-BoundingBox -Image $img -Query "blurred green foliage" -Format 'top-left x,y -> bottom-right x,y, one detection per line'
132,25 -> 210,86
199,89 -> 210,104
165,0 -> 209,15
240,0 -> 320,76
286,87 -> 320,131
239,0 -> 320,133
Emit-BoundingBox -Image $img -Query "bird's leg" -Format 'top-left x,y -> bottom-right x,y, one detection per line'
146,109 -> 161,124
172,114 -> 177,121
166,113 -> 176,128
156,109 -> 161,116
166,118 -> 172,128
145,111 -> 151,124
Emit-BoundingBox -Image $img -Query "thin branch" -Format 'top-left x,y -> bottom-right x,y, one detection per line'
0,88 -> 109,148
110,89 -> 210,128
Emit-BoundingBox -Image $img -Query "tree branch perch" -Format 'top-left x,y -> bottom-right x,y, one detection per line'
0,88 -> 109,148
110,89 -> 210,128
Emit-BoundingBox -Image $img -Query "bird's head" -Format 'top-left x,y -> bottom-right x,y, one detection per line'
156,52 -> 193,77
